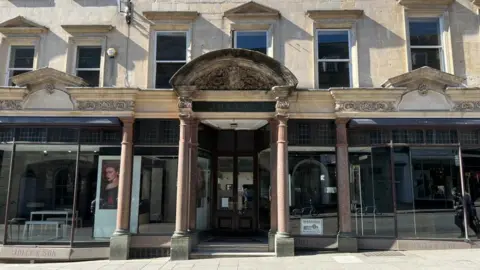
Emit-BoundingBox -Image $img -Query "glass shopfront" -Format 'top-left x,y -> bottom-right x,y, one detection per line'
349,128 -> 480,240
0,125 -> 122,245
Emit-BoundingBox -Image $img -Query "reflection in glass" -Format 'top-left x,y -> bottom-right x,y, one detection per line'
0,146 -> 12,243
137,156 -> 178,235
258,150 -> 271,230
235,31 -> 268,54
238,157 -> 254,211
289,153 -> 338,236
8,145 -> 77,243
196,157 -> 211,231
350,147 -> 395,237
217,157 -> 234,210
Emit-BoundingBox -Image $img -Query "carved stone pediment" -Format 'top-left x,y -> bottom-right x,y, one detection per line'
0,16 -> 48,35
11,67 -> 87,89
170,48 -> 298,91
382,66 -> 466,91
224,1 -> 280,20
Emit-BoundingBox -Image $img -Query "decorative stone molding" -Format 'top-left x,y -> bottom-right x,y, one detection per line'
61,25 -> 114,34
335,101 -> 396,112
143,11 -> 199,22
170,49 -> 298,91
12,67 -> 87,88
0,16 -> 48,35
382,66 -> 466,90
177,97 -> 193,117
272,86 -> 294,117
398,0 -> 454,17
398,0 -> 454,6
473,0 -> 480,8
452,101 -> 480,112
0,100 -> 23,110
306,10 -> 363,28
224,1 -> 280,20
77,100 -> 135,111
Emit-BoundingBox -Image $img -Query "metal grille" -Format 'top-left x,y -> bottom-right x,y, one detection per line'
16,128 -> 47,142
129,248 -> 170,259
288,120 -> 335,146
80,129 -> 122,144
459,130 -> 479,145
47,128 -> 78,143
392,129 -> 423,144
0,128 -> 14,143
134,119 -> 179,145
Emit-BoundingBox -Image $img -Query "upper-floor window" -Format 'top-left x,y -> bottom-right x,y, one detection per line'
408,18 -> 443,71
7,46 -> 35,86
76,46 -> 102,87
233,31 -> 268,55
317,30 -> 351,89
155,31 -> 187,89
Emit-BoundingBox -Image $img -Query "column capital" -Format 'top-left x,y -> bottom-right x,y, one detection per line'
275,97 -> 290,118
119,117 -> 135,125
335,118 -> 350,126
178,96 -> 193,118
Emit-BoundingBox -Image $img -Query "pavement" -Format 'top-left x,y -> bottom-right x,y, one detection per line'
1,249 -> 480,270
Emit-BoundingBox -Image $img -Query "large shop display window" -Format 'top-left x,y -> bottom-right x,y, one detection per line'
350,145 -> 480,240
289,153 -> 338,236
0,127 -> 125,245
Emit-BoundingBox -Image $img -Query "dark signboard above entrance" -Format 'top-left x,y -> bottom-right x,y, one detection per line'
192,102 -> 276,112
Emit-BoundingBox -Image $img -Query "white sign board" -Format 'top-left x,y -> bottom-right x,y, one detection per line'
300,219 -> 323,235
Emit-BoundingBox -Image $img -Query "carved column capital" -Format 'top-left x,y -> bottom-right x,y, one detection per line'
178,96 -> 193,118
272,85 -> 294,118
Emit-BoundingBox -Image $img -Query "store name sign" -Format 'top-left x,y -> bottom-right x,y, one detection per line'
300,218 -> 324,235
192,102 -> 276,112
0,247 -> 70,259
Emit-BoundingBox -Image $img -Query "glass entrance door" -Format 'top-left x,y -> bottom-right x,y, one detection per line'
215,156 -> 256,233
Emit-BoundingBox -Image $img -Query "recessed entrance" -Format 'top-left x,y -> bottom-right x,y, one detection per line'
203,119 -> 269,236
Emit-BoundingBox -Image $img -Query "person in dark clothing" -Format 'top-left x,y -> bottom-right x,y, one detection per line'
453,188 -> 480,238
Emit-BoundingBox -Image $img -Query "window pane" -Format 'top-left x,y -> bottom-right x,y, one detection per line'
317,31 -> 349,60
10,46 -> 35,68
411,48 -> 441,70
409,19 -> 441,46
0,145 -> 12,244
235,31 -> 267,55
318,61 -> 350,88
156,32 -> 187,61
8,145 -> 77,244
155,63 -> 184,89
289,153 -> 338,236
77,47 -> 102,69
77,70 -> 100,87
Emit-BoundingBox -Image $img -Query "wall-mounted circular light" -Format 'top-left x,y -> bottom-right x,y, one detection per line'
107,47 -> 117,58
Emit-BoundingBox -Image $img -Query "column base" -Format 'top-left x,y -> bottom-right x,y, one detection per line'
275,233 -> 294,257
170,233 -> 191,261
109,234 -> 131,260
337,232 -> 358,252
268,230 -> 276,252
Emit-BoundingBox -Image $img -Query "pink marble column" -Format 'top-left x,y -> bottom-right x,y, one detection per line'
269,119 -> 278,232
188,119 -> 199,231
114,117 -> 134,235
276,115 -> 289,235
336,119 -> 352,233
174,115 -> 191,236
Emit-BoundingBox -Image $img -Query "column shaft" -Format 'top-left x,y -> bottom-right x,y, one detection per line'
174,116 -> 190,235
276,116 -> 289,235
115,118 -> 134,234
336,119 -> 352,233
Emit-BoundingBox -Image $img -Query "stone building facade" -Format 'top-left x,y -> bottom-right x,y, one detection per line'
0,0 -> 480,262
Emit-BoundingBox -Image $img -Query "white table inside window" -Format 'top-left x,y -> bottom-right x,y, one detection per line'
27,210 -> 78,238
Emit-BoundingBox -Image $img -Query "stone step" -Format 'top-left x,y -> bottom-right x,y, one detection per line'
196,242 -> 268,252
190,251 -> 275,259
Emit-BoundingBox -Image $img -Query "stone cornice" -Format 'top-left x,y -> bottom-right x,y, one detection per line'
306,10 -> 363,28
398,0 -> 454,16
67,87 -> 139,99
224,1 -> 280,20
61,24 -> 114,34
143,11 -> 199,22
306,10 -> 364,20
0,16 -> 48,35
398,0 -> 455,6
12,67 -> 87,88
473,0 -> 480,7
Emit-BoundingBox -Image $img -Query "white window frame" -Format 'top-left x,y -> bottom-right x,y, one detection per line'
315,29 -> 353,89
5,45 -> 35,86
154,31 -> 190,89
233,30 -> 272,57
75,45 -> 103,87
66,36 -> 107,87
406,17 -> 445,71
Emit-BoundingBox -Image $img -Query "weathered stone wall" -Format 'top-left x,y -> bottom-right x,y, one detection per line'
0,0 -> 479,89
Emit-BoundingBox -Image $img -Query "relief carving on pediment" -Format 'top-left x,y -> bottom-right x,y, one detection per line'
193,64 -> 277,90
335,101 -> 396,112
